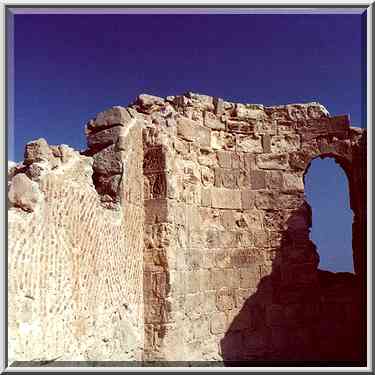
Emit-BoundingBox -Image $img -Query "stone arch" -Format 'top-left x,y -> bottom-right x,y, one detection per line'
302,153 -> 354,273
301,151 -> 364,277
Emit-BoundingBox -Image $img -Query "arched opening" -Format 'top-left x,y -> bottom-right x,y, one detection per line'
304,157 -> 354,273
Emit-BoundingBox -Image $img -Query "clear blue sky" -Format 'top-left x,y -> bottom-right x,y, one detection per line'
9,11 -> 365,272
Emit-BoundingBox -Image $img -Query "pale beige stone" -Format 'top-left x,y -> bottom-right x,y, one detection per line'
8,173 -> 42,212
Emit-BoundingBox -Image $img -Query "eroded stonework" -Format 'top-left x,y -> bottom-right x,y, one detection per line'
8,92 -> 366,364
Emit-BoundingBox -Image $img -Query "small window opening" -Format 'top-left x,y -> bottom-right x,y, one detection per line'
304,157 -> 354,273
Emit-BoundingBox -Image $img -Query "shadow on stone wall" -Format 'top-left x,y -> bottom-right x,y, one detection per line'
220,202 -> 365,367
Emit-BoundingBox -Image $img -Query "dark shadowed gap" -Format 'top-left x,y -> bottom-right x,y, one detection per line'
304,157 -> 354,273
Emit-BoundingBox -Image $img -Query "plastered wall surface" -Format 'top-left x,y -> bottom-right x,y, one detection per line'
8,92 -> 366,365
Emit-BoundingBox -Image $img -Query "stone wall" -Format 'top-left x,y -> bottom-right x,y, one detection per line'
136,92 -> 366,364
8,109 -> 145,362
8,92 -> 366,364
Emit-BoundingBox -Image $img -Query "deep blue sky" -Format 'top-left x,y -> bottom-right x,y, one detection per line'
9,11 -> 365,272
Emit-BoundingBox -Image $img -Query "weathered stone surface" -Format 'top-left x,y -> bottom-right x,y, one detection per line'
211,187 -> 242,209
87,126 -> 122,150
227,119 -> 256,134
241,189 -> 256,210
216,150 -> 232,168
237,134 -> 263,153
8,173 -> 42,212
213,97 -> 224,116
204,111 -> 225,130
256,153 -> 289,170
9,93 -> 365,365
176,116 -> 200,142
270,134 -> 301,153
250,170 -> 266,190
24,138 -> 54,165
137,93 -> 165,108
88,106 -> 132,131
93,145 -> 122,175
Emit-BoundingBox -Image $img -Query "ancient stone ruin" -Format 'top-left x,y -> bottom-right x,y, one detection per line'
8,92 -> 366,365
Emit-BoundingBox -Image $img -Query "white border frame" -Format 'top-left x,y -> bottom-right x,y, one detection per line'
0,1 -> 372,373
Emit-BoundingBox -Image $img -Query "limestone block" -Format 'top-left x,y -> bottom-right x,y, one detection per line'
176,116 -> 200,142
93,174 -> 122,200
204,111 -> 225,130
307,103 -> 330,119
202,290 -> 217,312
216,288 -> 235,312
289,151 -> 311,171
329,115 -> 350,138
24,138 -> 54,165
93,145 -> 122,175
236,134 -> 263,153
198,152 -> 218,167
8,173 -> 42,212
270,134 -> 301,153
262,134 -> 272,153
240,266 -> 260,289
243,153 -> 256,170
227,119 -> 256,134
210,269 -> 229,289
145,199 -> 169,224
255,191 -> 303,210
265,170 -> 283,189
216,150 -> 232,168
186,92 -> 215,111
286,104 -> 309,122
210,312 -> 227,334
211,131 -> 236,151
197,125 -> 211,151
241,189 -> 256,210
298,118 -> 330,141
265,105 -> 290,122
143,147 -> 166,173
256,153 -> 289,170
201,187 -> 212,207
252,229 -> 270,248
183,106 -> 204,123
282,172 -> 304,193
231,152 -> 243,169
230,249 -> 259,267
242,210 -> 263,231
201,166 -> 214,187
87,126 -> 122,150
88,106 -> 131,131
214,249 -> 232,268
214,168 -> 238,189
206,229 -> 225,249
236,230 -> 255,247
186,271 -> 202,294
211,187 -> 242,209
213,97 -> 224,116
137,94 -> 165,108
174,138 -> 189,156
237,170 -> 250,188
257,120 -> 277,135
250,170 -> 266,190
235,103 -> 264,120
25,161 -> 51,181
185,293 -> 203,320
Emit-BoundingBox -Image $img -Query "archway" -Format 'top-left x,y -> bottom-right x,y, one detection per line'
304,156 -> 354,273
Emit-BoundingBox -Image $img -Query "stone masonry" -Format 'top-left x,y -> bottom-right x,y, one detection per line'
8,92 -> 366,365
